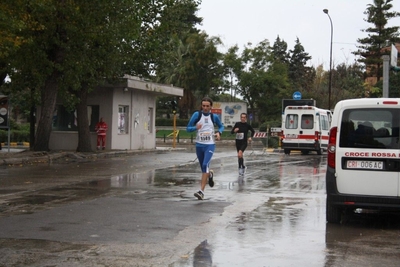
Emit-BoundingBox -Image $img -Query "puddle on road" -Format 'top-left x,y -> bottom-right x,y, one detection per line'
0,189 -> 23,195
1,167 -> 200,216
8,194 -> 67,206
110,169 -> 196,188
1,183 -> 114,216
1,154 -> 327,216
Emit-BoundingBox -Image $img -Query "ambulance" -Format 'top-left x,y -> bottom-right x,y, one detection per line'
326,98 -> 400,223
281,105 -> 332,155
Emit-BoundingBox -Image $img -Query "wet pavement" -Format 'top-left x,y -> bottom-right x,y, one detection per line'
0,145 -> 400,266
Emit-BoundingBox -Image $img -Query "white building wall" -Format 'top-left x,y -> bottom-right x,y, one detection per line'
111,89 -> 156,150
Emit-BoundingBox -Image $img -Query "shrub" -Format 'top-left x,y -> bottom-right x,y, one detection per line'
0,121 -> 30,144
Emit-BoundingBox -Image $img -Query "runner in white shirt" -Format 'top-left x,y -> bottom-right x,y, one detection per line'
186,97 -> 224,200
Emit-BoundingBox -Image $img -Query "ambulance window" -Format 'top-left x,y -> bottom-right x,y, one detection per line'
301,114 -> 313,129
285,114 -> 298,129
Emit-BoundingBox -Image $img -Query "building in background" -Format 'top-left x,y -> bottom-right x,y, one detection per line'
42,75 -> 183,151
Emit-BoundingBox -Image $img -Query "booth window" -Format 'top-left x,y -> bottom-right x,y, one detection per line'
148,108 -> 153,133
118,105 -> 129,134
52,105 -> 99,131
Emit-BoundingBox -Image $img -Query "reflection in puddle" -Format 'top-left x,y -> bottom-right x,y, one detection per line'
110,169 -> 196,188
193,240 -> 212,267
110,170 -> 155,187
278,157 -> 326,192
172,240 -> 213,267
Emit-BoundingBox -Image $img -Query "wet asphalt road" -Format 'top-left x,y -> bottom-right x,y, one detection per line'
0,146 -> 400,266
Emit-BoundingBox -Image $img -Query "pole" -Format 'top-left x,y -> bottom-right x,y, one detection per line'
382,55 -> 390,97
230,72 -> 233,102
323,9 -> 333,110
172,111 -> 176,148
7,97 -> 10,153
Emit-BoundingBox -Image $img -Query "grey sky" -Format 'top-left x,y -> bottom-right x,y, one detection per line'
197,0 -> 400,70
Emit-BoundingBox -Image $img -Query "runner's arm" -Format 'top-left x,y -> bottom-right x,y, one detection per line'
213,114 -> 224,136
186,112 -> 199,133
231,123 -> 238,134
249,124 -> 255,138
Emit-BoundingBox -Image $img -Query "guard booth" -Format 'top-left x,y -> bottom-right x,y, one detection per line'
45,75 -> 184,151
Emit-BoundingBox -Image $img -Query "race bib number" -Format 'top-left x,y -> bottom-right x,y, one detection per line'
199,132 -> 212,141
236,133 -> 244,140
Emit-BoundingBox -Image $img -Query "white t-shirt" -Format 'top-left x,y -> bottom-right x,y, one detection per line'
196,113 -> 215,145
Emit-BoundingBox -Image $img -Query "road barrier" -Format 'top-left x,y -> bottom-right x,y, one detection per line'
251,132 -> 268,155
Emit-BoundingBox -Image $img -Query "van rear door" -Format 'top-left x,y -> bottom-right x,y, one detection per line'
318,112 -> 330,149
336,107 -> 400,197
283,108 -> 316,145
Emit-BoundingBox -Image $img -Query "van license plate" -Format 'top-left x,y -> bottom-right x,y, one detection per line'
346,160 -> 383,170
286,134 -> 297,138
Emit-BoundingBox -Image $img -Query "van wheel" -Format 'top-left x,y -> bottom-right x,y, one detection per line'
326,199 -> 342,224
301,150 -> 309,155
317,147 -> 323,155
284,149 -> 290,155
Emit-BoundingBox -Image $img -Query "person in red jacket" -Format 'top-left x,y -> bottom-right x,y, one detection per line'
95,117 -> 108,150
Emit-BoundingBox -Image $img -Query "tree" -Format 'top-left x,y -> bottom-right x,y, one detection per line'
155,32 -> 223,117
271,36 -> 290,64
226,40 -> 289,123
354,0 -> 400,83
151,0 -> 226,117
288,38 -> 315,96
332,63 -> 365,103
1,1 -> 145,151
374,70 -> 400,97
2,0 -> 204,151
236,41 -> 272,122
222,45 -> 242,101
131,0 -> 203,78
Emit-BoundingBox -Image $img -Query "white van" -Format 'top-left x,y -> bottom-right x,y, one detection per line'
326,98 -> 400,223
281,105 -> 332,155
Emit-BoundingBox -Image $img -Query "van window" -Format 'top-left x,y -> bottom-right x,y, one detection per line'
301,114 -> 314,129
339,108 -> 400,149
320,115 -> 329,131
285,114 -> 298,129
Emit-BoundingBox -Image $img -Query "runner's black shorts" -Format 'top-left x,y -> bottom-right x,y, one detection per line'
235,140 -> 248,152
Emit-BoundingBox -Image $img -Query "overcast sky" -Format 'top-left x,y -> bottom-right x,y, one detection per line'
197,0 -> 400,70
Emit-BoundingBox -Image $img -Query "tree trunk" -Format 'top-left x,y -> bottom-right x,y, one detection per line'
29,87 -> 35,150
179,89 -> 196,118
29,105 -> 35,150
33,76 -> 58,151
76,87 -> 92,152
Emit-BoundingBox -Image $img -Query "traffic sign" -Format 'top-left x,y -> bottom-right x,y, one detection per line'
293,91 -> 302,100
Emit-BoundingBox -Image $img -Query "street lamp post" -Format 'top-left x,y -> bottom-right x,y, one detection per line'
323,9 -> 333,110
